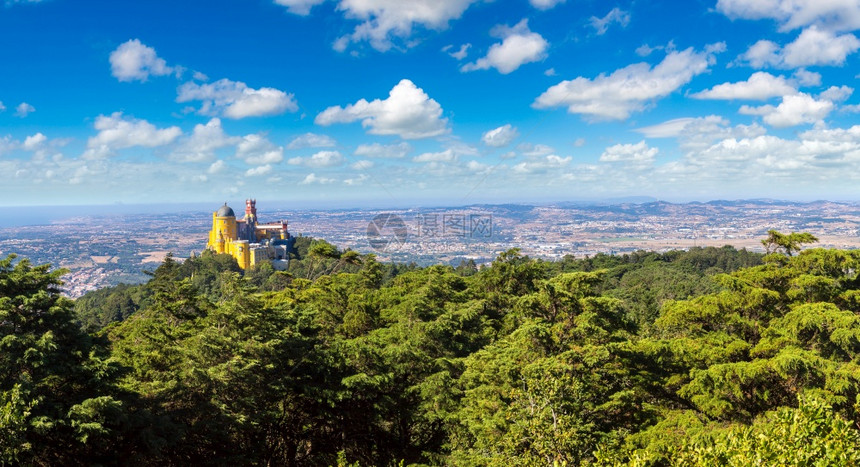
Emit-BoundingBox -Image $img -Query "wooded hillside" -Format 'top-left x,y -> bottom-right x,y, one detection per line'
4,235 -> 860,465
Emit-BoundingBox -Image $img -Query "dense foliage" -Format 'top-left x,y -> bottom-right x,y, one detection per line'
6,236 -> 860,465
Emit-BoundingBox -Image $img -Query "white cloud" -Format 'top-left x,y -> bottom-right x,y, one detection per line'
740,92 -> 834,127
533,47 -> 716,120
109,39 -> 174,82
344,174 -> 369,185
635,44 -> 657,57
544,68 -> 556,76
482,124 -> 519,147
793,68 -> 821,86
350,160 -> 374,170
637,115 -> 767,153
245,164 -> 273,177
819,85 -> 853,102
315,79 -> 448,139
461,19 -> 548,74
684,119 -> 768,152
443,43 -> 471,60
636,118 -> 698,138
22,133 -> 47,151
273,0 -> 325,15
600,141 -> 658,165
738,40 -> 781,68
0,101 -> 5,112
83,112 -> 181,159
782,26 -> 860,67
512,154 -> 571,173
287,150 -> 344,167
354,141 -> 411,158
208,160 -> 226,174
517,142 -> 554,156
236,134 -> 284,165
177,78 -> 298,119
692,72 -> 797,100
739,27 -> 860,68
530,0 -> 565,9
15,102 -> 34,117
171,118 -> 239,162
287,132 -> 337,149
589,7 -> 630,35
326,0 -> 481,52
413,149 -> 458,163
716,0 -> 860,32
300,173 -> 335,184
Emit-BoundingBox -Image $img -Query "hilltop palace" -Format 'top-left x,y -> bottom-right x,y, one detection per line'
206,199 -> 293,270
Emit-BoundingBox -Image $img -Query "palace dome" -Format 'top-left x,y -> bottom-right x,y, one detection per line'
216,203 -> 235,217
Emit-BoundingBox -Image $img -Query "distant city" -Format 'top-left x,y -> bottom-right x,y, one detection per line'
1,199 -> 859,298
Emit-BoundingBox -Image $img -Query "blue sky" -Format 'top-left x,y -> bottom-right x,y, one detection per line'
1,0 -> 859,207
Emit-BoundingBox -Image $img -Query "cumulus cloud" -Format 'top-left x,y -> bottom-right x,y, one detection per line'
84,112 -> 181,159
692,72 -> 797,100
15,102 -> 35,117
599,141 -> 658,165
820,85 -> 854,102
533,47 -> 717,120
171,118 -> 239,163
716,0 -> 860,32
208,160 -> 226,174
354,142 -> 411,158
482,124 -> 519,147
0,101 -> 5,112
22,132 -> 47,151
589,8 -> 630,35
273,0 -> 325,15
235,134 -> 285,165
109,39 -> 174,82
300,173 -> 335,184
739,27 -> 860,68
461,19 -> 548,74
794,68 -> 822,86
781,27 -> 860,66
740,92 -> 834,127
315,79 -> 448,139
287,150 -> 344,167
287,132 -> 337,149
177,78 -> 298,119
245,164 -> 273,177
323,0 -> 481,52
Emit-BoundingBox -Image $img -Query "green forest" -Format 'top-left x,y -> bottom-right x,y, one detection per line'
4,232 -> 860,465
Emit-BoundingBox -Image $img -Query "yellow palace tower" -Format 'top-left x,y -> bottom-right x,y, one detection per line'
206,200 -> 293,270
